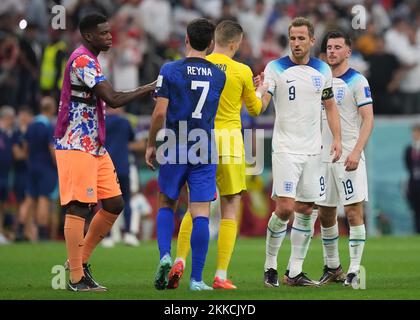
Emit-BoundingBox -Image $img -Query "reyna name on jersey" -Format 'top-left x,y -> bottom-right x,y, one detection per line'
187,66 -> 213,76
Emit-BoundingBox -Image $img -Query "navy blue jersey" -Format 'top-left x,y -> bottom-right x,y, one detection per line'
0,128 -> 19,180
25,115 -> 55,170
155,57 -> 226,162
105,114 -> 134,176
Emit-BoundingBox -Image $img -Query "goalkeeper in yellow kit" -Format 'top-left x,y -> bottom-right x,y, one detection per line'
167,20 -> 269,290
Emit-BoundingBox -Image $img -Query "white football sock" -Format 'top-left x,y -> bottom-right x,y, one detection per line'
310,209 -> 318,238
288,212 -> 312,278
348,224 -> 366,274
264,212 -> 288,271
321,223 -> 340,269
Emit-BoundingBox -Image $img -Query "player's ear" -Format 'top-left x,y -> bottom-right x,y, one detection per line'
83,31 -> 93,43
347,47 -> 352,59
185,35 -> 189,47
310,36 -> 315,47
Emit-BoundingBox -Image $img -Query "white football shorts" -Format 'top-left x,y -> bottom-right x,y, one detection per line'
272,152 -> 323,202
315,159 -> 368,207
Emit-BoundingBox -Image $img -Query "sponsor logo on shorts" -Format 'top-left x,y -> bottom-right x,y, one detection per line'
345,195 -> 354,201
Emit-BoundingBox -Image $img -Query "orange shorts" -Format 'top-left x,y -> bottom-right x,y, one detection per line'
55,150 -> 122,205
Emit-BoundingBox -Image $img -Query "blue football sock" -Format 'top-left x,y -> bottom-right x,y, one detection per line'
156,207 -> 174,259
190,216 -> 210,282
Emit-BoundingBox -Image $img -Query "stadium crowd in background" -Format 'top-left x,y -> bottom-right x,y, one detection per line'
1,0 -> 420,244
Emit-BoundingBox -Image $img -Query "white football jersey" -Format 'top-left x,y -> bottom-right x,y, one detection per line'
321,68 -> 373,162
264,56 -> 333,155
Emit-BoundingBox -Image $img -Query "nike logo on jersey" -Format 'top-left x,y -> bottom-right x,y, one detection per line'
319,192 -> 326,197
350,244 -> 359,247
286,79 -> 296,83
345,195 -> 355,201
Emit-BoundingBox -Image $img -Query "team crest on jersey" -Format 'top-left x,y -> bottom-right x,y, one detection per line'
311,76 -> 322,93
335,87 -> 345,104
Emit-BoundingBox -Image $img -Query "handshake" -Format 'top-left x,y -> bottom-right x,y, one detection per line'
253,72 -> 269,99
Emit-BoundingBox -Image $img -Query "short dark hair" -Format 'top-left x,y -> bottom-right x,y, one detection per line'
187,18 -> 215,51
215,20 -> 243,47
79,13 -> 108,34
289,17 -> 314,38
322,30 -> 352,52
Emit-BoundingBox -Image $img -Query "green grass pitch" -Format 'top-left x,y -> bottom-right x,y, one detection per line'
1,236 -> 419,300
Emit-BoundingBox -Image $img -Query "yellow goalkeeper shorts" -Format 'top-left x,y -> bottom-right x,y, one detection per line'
216,156 -> 247,196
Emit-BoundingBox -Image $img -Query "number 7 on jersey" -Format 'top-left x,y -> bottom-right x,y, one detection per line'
191,80 -> 209,119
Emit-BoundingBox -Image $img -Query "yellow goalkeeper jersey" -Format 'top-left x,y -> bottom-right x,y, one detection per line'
206,53 -> 262,157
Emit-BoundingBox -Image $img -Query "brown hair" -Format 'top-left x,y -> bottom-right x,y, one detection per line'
215,20 -> 243,47
288,17 -> 314,38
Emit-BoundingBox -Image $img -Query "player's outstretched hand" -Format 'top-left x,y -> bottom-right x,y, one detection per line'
256,83 -> 269,97
253,72 -> 265,88
344,149 -> 361,171
145,146 -> 157,171
330,138 -> 342,163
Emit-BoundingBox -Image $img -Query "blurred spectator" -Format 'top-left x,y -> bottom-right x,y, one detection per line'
13,107 -> 33,206
140,0 -> 172,46
405,124 -> 420,234
0,33 -> 20,107
17,23 -> 42,112
112,30 -> 144,113
104,106 -> 140,247
355,22 -> 377,58
173,0 -> 201,40
195,0 -> 222,20
12,107 -> 33,241
129,163 -> 153,242
66,0 -> 111,30
25,0 -> 48,43
19,96 -> 57,241
218,1 -> 238,23
39,29 -> 67,102
235,34 -> 257,73
398,25 -> 420,114
384,17 -> 416,67
260,29 -> 283,67
0,105 -> 18,244
366,35 -> 405,114
238,0 -> 269,58
364,0 -> 391,33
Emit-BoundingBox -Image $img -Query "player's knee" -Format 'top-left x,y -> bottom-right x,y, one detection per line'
347,211 -> 363,226
65,201 -> 90,219
274,207 -> 293,220
102,196 -> 124,215
159,193 -> 177,210
295,202 -> 314,215
345,204 -> 363,225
